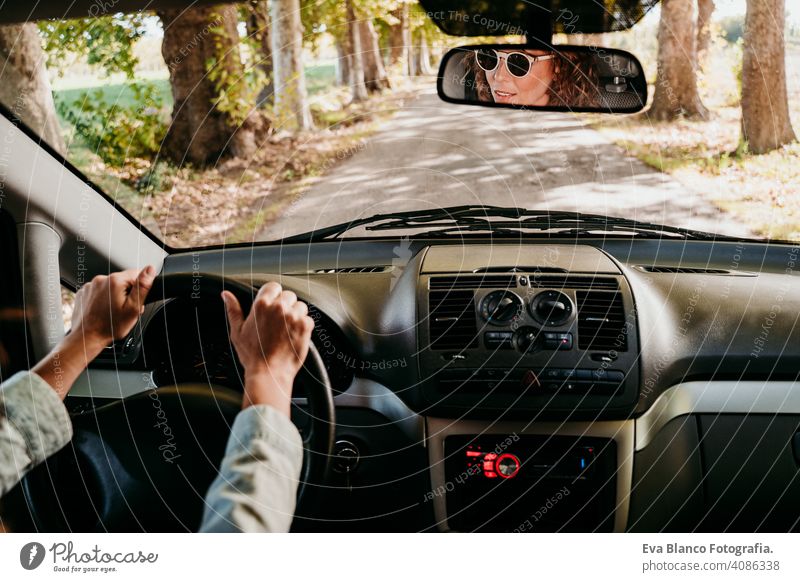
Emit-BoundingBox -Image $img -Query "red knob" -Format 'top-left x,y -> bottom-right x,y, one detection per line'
495,453 -> 521,479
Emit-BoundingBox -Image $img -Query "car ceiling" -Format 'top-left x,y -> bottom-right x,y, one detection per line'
419,0 -> 660,36
0,0 -> 231,24
0,0 -> 661,33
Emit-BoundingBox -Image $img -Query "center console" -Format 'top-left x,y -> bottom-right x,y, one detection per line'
419,245 -> 638,531
416,244 -> 640,418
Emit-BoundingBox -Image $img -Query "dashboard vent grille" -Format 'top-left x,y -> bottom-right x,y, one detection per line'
314,266 -> 392,274
528,275 -> 619,290
637,266 -> 734,274
576,291 -> 628,351
429,275 -> 516,290
472,266 -> 567,274
428,289 -> 478,350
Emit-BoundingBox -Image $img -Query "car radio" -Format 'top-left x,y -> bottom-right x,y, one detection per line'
444,434 -> 617,532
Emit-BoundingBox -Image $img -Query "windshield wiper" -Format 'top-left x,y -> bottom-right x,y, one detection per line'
280,205 -> 748,243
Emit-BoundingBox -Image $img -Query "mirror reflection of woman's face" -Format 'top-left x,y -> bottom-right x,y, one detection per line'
485,50 -> 556,106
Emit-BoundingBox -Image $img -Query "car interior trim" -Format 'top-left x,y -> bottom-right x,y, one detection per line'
635,380 -> 800,451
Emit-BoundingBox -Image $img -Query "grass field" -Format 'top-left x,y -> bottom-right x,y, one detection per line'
52,62 -> 338,114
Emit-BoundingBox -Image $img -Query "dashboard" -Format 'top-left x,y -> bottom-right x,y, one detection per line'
71,236 -> 800,532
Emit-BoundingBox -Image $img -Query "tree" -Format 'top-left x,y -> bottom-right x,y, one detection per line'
740,0 -> 796,153
649,0 -> 709,121
335,38 -> 350,86
345,0 -> 368,101
270,0 -> 314,130
413,27 -> 435,75
696,0 -> 715,69
0,23 -> 65,154
245,0 -> 274,107
388,3 -> 411,75
38,14 -> 161,166
158,5 -> 257,165
359,18 -> 390,92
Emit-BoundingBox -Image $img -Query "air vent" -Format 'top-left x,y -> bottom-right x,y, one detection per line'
576,291 -> 628,351
472,266 -> 567,274
637,266 -> 737,275
429,275 -> 516,290
528,275 -> 619,290
428,289 -> 478,350
313,266 -> 392,274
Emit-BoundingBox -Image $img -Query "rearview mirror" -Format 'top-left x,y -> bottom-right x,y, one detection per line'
437,44 -> 647,113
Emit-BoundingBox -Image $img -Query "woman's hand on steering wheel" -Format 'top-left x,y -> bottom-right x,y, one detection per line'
221,282 -> 315,417
32,265 -> 157,399
72,265 -> 157,347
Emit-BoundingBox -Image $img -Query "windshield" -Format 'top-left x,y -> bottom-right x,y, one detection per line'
2,1 -> 798,247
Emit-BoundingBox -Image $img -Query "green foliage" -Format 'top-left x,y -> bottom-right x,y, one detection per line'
205,11 -> 259,126
57,83 -> 167,168
133,163 -> 171,194
240,1 -> 274,106
301,0 -> 432,46
718,15 -> 745,44
731,39 -> 744,95
38,14 -> 146,79
302,0 -> 346,45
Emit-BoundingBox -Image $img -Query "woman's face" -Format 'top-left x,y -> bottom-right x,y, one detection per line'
485,50 -> 556,106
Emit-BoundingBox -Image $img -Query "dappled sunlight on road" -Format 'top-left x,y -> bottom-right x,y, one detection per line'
262,93 -> 751,240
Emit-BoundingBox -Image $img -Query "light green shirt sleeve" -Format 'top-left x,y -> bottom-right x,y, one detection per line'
0,371 -> 73,497
199,404 -> 304,533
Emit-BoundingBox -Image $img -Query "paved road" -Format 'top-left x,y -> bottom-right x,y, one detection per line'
263,90 -> 748,239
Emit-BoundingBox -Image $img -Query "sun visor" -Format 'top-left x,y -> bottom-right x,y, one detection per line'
418,0 -> 660,37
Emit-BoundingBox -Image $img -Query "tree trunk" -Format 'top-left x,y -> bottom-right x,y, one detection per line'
740,0 -> 796,154
414,28 -> 434,76
270,0 -> 313,131
158,5 -> 256,165
389,4 -> 410,75
0,23 -> 66,155
359,19 -> 390,92
335,38 -> 350,86
408,33 -> 418,77
649,0 -> 709,121
246,0 -> 273,107
345,0 -> 367,102
696,0 -> 715,70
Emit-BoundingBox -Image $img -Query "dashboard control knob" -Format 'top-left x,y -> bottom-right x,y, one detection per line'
480,290 -> 523,325
514,326 -> 541,353
530,290 -> 573,326
332,439 -> 360,474
495,453 -> 521,479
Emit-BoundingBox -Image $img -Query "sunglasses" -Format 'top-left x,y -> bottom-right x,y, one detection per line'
474,49 -> 556,78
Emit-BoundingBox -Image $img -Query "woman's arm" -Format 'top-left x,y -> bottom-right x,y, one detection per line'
33,266 -> 157,398
199,282 -> 313,532
0,371 -> 73,497
0,267 -> 155,497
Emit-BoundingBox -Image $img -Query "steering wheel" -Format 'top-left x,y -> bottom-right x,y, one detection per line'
23,273 -> 335,532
